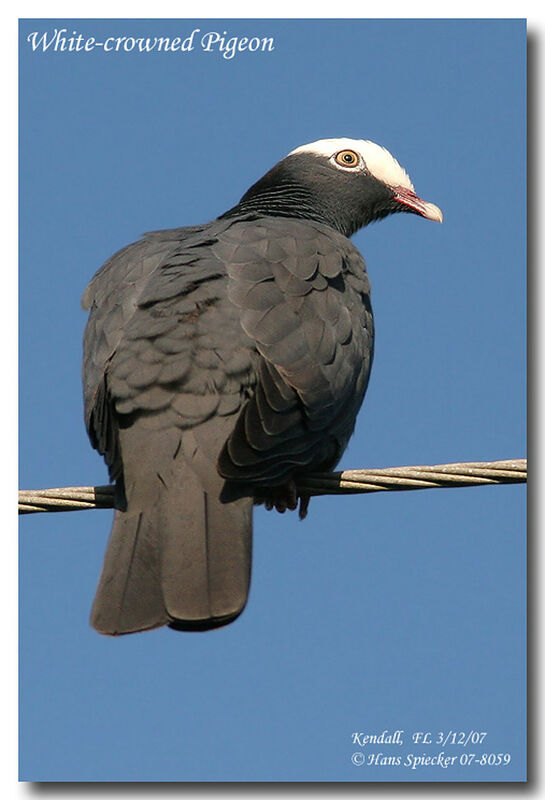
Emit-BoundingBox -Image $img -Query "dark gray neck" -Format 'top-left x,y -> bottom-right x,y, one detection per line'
221,182 -> 351,233
219,153 -> 399,238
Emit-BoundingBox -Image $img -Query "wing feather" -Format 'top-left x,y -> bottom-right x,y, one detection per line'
84,215 -> 373,490
213,217 -> 374,484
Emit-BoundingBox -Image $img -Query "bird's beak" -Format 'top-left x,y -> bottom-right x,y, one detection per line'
392,186 -> 443,223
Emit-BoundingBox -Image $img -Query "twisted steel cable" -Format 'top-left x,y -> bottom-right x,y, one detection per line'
18,458 -> 526,515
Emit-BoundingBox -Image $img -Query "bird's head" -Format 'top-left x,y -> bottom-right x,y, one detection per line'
227,137 -> 442,237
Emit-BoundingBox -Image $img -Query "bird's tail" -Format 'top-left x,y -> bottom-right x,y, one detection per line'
90,427 -> 253,635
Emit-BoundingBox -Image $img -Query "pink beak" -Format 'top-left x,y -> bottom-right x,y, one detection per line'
393,186 -> 443,223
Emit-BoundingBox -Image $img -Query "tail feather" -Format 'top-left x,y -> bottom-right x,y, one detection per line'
91,508 -> 167,635
90,424 -> 253,635
159,467 -> 252,628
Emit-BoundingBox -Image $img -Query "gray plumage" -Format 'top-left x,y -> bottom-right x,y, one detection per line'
82,138 -> 441,635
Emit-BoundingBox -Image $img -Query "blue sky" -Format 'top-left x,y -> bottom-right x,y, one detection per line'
19,18 -> 526,782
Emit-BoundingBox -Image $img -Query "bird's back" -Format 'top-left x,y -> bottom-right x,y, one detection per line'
83,215 -> 374,633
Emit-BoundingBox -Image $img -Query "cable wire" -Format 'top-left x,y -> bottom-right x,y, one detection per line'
18,458 -> 527,515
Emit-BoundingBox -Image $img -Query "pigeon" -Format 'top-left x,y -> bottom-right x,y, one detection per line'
82,138 -> 442,635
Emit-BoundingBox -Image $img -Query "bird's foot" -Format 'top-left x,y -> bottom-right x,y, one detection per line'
255,481 -> 310,520
298,493 -> 310,520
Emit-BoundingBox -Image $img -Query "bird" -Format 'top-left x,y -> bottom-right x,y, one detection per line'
82,137 -> 442,636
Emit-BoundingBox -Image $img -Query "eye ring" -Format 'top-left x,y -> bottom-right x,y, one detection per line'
335,149 -> 360,168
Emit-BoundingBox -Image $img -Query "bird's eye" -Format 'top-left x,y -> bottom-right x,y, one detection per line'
335,150 -> 360,168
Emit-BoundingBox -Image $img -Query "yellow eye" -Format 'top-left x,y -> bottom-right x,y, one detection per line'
335,149 -> 359,168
